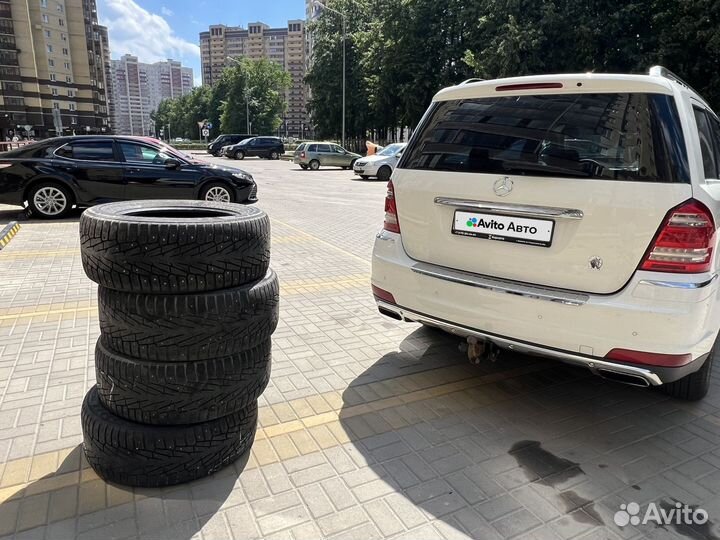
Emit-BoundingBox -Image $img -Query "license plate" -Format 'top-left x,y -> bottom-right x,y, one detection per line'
453,211 -> 554,247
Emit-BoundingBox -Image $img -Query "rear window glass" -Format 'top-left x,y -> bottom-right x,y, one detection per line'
56,141 -> 115,161
402,93 -> 690,183
694,107 -> 719,178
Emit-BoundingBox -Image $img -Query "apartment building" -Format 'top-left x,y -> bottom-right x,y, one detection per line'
111,54 -> 193,137
0,0 -> 110,139
199,20 -> 308,138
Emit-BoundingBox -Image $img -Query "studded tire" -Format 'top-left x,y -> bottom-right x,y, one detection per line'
80,200 -> 270,294
99,270 -> 279,362
81,387 -> 257,488
95,338 -> 271,425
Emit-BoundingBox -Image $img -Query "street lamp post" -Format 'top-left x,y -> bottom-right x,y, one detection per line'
226,56 -> 252,134
314,0 -> 345,148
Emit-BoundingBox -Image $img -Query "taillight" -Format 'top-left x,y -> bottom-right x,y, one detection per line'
300,151 -> 306,159
605,348 -> 692,367
383,180 -> 400,233
639,199 -> 716,273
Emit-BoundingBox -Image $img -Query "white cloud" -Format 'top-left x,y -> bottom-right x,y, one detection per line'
99,0 -> 199,64
160,6 -> 173,17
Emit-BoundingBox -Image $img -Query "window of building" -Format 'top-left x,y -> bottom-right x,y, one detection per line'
49,73 -> 56,81
47,44 -> 53,53
68,103 -> 75,111
58,18 -> 64,26
51,87 -> 58,96
65,75 -> 71,83
64,61 -> 70,69
48,59 -> 54,67
61,32 -> 67,41
45,30 -> 51,38
71,116 -> 77,125
52,102 -> 60,109
67,89 -> 74,97
42,14 -> 49,22
40,0 -> 48,6
56,3 -> 63,12
62,47 -> 68,55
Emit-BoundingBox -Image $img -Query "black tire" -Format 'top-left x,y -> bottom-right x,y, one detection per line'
269,151 -> 279,160
359,175 -> 369,180
377,166 -> 392,182
300,164 -> 308,170
27,181 -> 74,219
81,387 -> 257,488
80,200 -> 270,293
309,159 -> 320,171
200,182 -> 235,203
95,338 -> 271,424
234,150 -> 245,160
99,270 -> 280,361
661,346 -> 715,401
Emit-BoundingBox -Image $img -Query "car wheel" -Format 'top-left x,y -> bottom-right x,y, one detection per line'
309,159 -> 320,171
201,182 -> 234,203
98,270 -> 280,361
300,164 -> 308,170
377,165 -> 392,182
95,338 -> 271,425
235,150 -> 245,160
360,175 -> 369,180
81,386 -> 257,488
27,182 -> 73,219
80,200 -> 270,293
661,341 -> 715,401
270,151 -> 279,160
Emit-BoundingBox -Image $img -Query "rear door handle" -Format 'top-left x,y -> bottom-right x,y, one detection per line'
127,167 -> 142,173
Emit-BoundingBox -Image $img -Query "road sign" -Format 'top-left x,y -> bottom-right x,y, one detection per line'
202,129 -> 210,137
23,125 -> 32,133
207,123 -> 213,129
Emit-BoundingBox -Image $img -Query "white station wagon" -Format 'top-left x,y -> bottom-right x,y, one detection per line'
372,67 -> 720,400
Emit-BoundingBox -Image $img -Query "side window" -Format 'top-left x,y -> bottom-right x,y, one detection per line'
58,141 -> 115,161
307,144 -> 317,152
332,145 -> 344,154
709,114 -> 720,175
119,142 -> 171,164
317,144 -> 331,153
694,107 -> 718,179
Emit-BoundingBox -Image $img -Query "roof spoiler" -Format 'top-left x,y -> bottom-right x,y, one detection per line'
648,65 -> 702,97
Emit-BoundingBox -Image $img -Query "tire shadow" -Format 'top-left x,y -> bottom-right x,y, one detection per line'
339,326 -> 720,539
0,443 -> 251,539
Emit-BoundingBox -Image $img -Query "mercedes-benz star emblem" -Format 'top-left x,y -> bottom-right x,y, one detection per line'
493,176 -> 513,197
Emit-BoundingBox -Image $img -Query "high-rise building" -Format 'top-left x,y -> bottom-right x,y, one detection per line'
111,55 -> 193,137
0,0 -> 111,139
199,20 -> 307,138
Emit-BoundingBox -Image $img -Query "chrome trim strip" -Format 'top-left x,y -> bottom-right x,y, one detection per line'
639,274 -> 717,289
434,197 -> 584,220
412,262 -> 589,306
376,301 -> 663,386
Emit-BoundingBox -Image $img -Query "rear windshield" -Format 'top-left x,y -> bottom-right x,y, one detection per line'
401,93 -> 690,183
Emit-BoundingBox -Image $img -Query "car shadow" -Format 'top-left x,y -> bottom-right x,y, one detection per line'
339,326 -> 720,539
0,206 -> 84,225
0,444 -> 251,539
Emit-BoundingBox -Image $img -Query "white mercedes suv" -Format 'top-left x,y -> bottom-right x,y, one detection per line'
371,67 -> 720,400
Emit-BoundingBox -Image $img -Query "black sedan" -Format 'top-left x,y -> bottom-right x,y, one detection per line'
0,136 -> 258,219
225,137 -> 284,160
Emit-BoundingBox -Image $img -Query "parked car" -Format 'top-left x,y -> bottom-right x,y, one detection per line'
372,66 -> 720,401
225,137 -> 284,160
354,143 -> 408,181
0,135 -> 258,219
207,134 -> 256,156
293,142 -> 361,170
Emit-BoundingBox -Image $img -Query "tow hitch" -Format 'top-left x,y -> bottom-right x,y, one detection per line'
460,336 -> 500,365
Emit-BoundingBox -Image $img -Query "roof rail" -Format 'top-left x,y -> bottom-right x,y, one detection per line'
459,78 -> 484,85
648,65 -> 701,96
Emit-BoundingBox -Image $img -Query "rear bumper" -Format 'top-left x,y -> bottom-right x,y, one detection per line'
372,230 -> 720,385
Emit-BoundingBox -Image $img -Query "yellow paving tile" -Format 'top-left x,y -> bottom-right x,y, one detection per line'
289,398 -> 316,418
269,434 -> 300,461
28,452 -> 59,482
251,438 -> 279,466
0,457 -> 32,488
271,402 -> 298,423
288,430 -> 319,455
307,425 -> 337,449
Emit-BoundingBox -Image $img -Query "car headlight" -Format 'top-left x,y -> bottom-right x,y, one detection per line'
232,172 -> 253,182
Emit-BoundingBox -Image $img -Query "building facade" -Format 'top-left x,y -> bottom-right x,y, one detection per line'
110,55 -> 193,137
199,20 -> 308,138
0,0 -> 111,139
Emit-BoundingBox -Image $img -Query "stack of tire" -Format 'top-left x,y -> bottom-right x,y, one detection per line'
78,200 -> 278,487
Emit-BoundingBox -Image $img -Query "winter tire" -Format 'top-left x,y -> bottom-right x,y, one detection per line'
95,338 -> 271,424
99,270 -> 280,361
80,200 -> 270,293
81,387 -> 258,487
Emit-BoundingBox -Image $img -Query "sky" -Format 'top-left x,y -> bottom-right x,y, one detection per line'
97,0 -> 306,86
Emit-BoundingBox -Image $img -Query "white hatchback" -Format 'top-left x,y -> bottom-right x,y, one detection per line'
354,143 -> 407,181
371,67 -> 720,400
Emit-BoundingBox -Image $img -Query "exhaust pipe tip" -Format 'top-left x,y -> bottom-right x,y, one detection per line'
596,368 -> 651,388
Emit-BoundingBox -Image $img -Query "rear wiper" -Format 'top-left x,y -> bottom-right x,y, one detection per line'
501,161 -> 591,177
